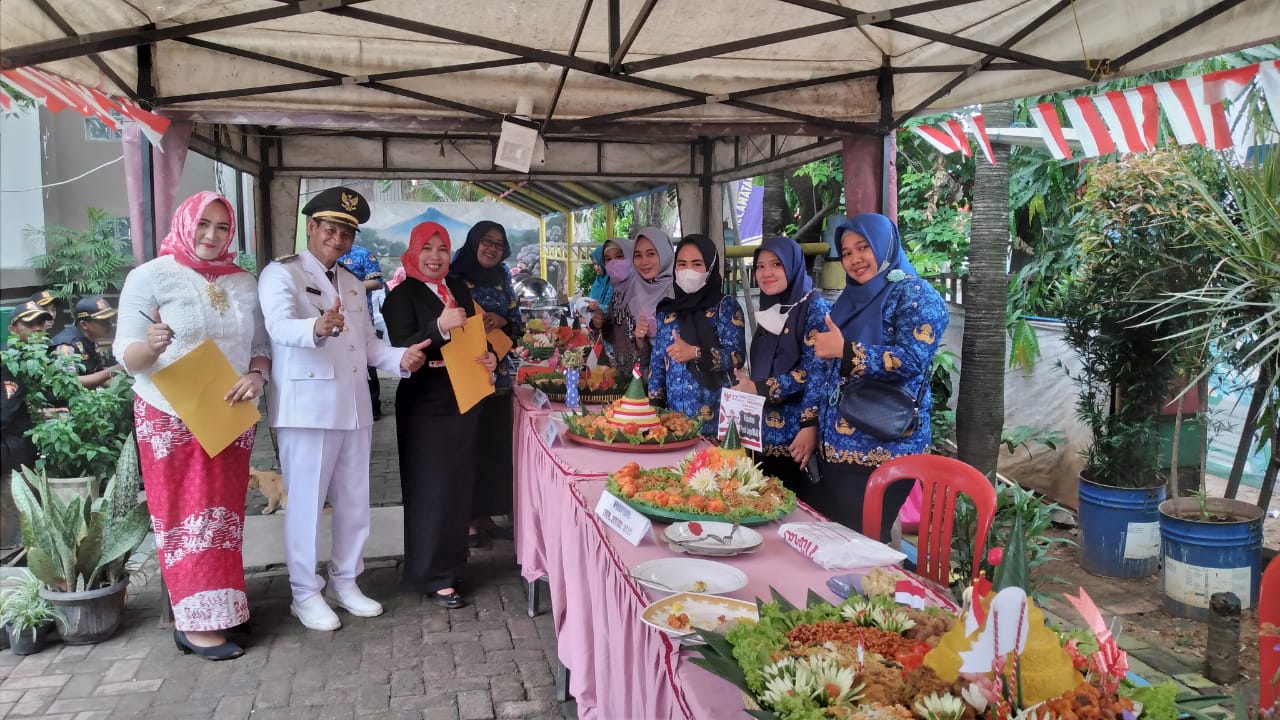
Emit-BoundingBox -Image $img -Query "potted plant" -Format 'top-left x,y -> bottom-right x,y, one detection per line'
0,334 -> 134,501
10,432 -> 150,644
1141,117 -> 1275,620
1060,148 -> 1220,579
0,569 -> 64,655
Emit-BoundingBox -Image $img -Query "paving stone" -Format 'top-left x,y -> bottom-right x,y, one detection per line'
496,699 -> 561,719
8,686 -> 57,716
458,688 -> 495,720
0,691 -> 20,705
213,693 -> 254,719
45,697 -> 119,715
390,669 -> 424,697
55,674 -> 100,700
94,679 -> 163,697
71,711 -> 111,720
490,676 -> 526,703
354,683 -> 389,715
1175,673 -> 1222,690
105,691 -> 153,718
1,673 -> 69,691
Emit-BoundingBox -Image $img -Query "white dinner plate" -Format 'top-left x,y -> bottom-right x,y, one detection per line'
640,592 -> 759,640
662,522 -> 764,556
630,557 -> 749,596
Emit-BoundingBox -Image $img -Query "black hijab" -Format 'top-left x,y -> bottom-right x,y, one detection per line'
749,236 -> 814,381
449,220 -> 512,289
656,234 -> 725,390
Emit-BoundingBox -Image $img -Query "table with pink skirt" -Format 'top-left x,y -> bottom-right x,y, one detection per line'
511,387 -> 856,719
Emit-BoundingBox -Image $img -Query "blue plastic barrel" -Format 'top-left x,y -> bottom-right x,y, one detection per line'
1077,476 -> 1165,579
1158,497 -> 1263,621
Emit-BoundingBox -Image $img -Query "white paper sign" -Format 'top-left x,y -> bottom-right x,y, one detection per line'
541,416 -> 565,447
1164,556 -> 1253,609
717,388 -> 765,451
594,489 -> 653,547
1122,521 -> 1161,560
531,388 -> 551,409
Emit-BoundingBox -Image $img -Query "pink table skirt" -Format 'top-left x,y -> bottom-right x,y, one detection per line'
511,407 -> 853,720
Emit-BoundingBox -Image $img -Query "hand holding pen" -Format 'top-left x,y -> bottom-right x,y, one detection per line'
140,310 -> 175,357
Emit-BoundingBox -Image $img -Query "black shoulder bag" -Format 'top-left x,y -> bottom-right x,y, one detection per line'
835,376 -> 927,441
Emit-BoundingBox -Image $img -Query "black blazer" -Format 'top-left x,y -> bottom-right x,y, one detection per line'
383,276 -> 486,414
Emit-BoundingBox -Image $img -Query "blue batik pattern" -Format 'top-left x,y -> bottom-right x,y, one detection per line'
756,296 -> 835,457
647,296 -> 746,437
816,278 -> 949,466
464,267 -> 521,389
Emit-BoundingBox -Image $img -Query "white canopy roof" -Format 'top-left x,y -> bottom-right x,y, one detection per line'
3,0 -> 1277,139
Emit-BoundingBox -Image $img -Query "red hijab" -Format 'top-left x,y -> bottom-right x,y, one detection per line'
401,221 -> 452,283
158,191 -> 245,276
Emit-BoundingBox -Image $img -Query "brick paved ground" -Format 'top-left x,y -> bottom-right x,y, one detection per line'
1,377 -> 574,720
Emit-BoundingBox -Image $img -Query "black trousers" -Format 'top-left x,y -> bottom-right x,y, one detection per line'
471,391 -> 514,519
397,405 -> 479,594
367,367 -> 381,416
807,460 -> 912,543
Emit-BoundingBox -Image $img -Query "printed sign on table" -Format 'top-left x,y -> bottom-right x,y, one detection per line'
717,388 -> 765,451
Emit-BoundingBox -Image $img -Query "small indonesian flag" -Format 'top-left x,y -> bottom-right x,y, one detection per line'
912,123 -> 963,155
1092,88 -> 1158,153
963,113 -> 996,165
1259,61 -> 1280,143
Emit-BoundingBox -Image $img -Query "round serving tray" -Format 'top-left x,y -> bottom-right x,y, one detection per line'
618,498 -> 789,527
562,431 -> 702,454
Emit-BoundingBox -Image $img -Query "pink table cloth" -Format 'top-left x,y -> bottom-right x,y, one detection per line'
512,410 -> 853,720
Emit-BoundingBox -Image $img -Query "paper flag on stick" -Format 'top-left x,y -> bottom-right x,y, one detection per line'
958,587 -> 1030,674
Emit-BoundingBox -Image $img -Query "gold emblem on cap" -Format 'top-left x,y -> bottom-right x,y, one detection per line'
340,192 -> 359,212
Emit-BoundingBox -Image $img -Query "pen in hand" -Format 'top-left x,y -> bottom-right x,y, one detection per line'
141,309 -> 174,354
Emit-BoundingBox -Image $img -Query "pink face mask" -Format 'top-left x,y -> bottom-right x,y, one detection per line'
605,258 -> 632,283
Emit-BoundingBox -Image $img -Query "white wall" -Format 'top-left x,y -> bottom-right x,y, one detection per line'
0,105 -> 46,288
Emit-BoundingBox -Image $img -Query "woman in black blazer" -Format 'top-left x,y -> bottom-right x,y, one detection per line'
382,221 -> 498,609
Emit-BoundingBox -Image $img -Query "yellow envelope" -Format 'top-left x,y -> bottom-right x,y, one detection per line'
440,311 -> 495,414
472,302 -> 514,359
149,339 -> 261,458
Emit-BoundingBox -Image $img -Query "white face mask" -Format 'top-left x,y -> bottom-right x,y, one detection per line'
755,303 -> 791,335
674,268 -> 709,294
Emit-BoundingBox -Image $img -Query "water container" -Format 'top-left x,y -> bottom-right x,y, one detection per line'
1077,476 -> 1165,579
1158,497 -> 1263,621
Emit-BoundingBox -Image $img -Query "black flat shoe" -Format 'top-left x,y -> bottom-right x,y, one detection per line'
427,590 -> 467,609
467,533 -> 484,549
174,630 -> 244,660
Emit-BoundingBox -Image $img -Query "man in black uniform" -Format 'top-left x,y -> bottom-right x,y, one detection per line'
2,301 -> 52,552
49,296 -> 121,391
29,289 -> 63,333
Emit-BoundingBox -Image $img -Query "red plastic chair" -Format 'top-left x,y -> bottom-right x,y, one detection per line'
863,455 -> 997,587
1261,558 -> 1280,712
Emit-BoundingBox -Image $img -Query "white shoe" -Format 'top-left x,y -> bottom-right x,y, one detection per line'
326,585 -> 384,618
290,594 -> 341,631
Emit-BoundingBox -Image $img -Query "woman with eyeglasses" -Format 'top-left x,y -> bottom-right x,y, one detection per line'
448,221 -> 520,547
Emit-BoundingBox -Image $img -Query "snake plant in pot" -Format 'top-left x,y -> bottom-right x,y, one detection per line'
11,431 -> 149,644
0,570 -> 64,655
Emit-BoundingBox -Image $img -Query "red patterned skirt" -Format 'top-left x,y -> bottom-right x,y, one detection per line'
134,396 -> 255,631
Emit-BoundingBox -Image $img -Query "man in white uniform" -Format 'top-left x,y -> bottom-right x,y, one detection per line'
259,186 -> 429,631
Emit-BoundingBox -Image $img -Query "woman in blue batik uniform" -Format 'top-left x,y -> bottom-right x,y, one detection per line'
731,237 -> 833,496
648,234 -> 745,438
449,220 -> 521,547
811,213 -> 948,542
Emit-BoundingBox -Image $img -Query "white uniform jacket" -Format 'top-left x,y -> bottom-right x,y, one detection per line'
258,250 -> 406,430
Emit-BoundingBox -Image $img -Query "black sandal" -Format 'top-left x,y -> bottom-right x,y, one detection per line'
174,629 -> 244,661
427,590 -> 467,609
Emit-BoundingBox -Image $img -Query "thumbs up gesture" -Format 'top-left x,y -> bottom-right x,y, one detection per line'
315,297 -> 346,338
667,325 -> 699,363
438,307 -> 468,334
400,338 -> 433,373
634,311 -> 650,340
813,314 -> 845,359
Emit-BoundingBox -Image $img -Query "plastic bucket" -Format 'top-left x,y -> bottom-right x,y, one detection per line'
1158,497 -> 1263,621
1077,476 -> 1165,579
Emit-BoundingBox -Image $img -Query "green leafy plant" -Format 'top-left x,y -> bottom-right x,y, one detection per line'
951,481 -> 1074,601
0,333 -> 82,416
0,570 -> 64,631
26,207 -> 131,301
25,372 -> 134,480
1059,148 -> 1222,488
11,434 -> 150,593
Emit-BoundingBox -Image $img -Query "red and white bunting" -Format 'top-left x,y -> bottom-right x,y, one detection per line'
1063,96 -> 1117,157
0,84 -> 12,112
911,61 -> 1274,164
0,67 -> 169,148
1029,102 -> 1071,160
964,113 -> 996,165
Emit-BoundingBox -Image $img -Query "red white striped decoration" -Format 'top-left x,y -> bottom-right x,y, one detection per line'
0,67 -> 170,148
964,113 -> 996,165
911,61 -> 1279,164
1029,102 -> 1071,160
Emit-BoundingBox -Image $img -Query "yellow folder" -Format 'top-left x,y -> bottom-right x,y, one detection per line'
149,339 -> 261,458
440,311 -> 496,414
